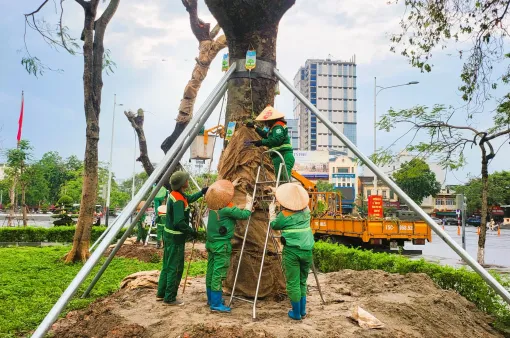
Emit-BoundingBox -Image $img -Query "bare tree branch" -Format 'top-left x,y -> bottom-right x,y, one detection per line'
24,0 -> 51,16
182,0 -> 212,41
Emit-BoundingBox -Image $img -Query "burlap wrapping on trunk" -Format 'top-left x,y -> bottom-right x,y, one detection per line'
218,127 -> 287,298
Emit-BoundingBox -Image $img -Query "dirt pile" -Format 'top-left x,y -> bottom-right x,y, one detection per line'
104,240 -> 207,263
50,269 -> 503,338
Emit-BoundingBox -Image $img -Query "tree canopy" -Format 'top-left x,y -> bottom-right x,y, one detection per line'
392,158 -> 441,205
455,171 -> 510,213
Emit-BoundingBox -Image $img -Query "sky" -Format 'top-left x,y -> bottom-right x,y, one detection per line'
0,0 -> 509,185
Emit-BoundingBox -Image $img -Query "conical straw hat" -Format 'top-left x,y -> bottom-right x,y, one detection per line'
157,205 -> 167,215
255,105 -> 285,121
275,183 -> 309,211
205,180 -> 235,210
137,201 -> 146,211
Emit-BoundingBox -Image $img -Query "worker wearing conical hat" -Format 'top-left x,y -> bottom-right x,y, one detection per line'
157,171 -> 209,306
245,105 -> 295,181
135,201 -> 148,245
155,205 -> 167,249
269,183 -> 314,320
204,178 -> 253,313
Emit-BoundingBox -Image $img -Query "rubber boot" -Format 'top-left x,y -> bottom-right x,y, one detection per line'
288,301 -> 301,320
210,291 -> 231,313
300,296 -> 307,318
206,288 -> 211,306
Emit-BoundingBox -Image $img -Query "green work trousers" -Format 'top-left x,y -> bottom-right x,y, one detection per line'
272,151 -> 295,182
205,242 -> 232,291
282,246 -> 313,302
157,242 -> 185,302
136,223 -> 147,242
156,224 -> 164,241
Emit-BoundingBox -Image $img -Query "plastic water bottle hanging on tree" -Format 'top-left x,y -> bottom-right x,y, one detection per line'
222,53 -> 229,72
245,50 -> 256,70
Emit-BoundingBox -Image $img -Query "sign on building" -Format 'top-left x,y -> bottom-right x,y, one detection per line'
293,150 -> 329,178
368,195 -> 383,218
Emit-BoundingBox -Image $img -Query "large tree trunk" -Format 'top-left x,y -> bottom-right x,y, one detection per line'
477,150 -> 489,265
160,1 -> 227,154
206,0 -> 295,298
65,0 -> 119,263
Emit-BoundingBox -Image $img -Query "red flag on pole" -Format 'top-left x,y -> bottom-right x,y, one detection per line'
17,91 -> 24,143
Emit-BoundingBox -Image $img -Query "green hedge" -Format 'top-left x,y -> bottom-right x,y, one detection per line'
0,227 -> 127,243
0,226 -> 207,244
313,241 -> 510,331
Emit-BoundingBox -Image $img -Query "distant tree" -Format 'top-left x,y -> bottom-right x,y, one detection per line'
455,171 -> 510,214
316,180 -> 335,192
4,140 -> 33,226
392,158 -> 441,205
378,104 -> 510,264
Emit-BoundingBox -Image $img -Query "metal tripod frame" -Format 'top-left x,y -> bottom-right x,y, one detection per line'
273,68 -> 510,306
33,60 -> 510,338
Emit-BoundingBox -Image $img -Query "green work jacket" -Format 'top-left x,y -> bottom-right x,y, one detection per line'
255,121 -> 293,154
164,190 -> 203,244
155,214 -> 166,226
270,209 -> 314,250
206,205 -> 251,252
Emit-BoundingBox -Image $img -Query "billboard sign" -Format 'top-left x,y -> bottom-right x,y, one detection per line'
368,195 -> 383,218
293,151 -> 329,177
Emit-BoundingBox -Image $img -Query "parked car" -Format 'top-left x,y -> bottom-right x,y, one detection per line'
444,218 -> 458,225
466,217 -> 481,227
430,217 -> 442,225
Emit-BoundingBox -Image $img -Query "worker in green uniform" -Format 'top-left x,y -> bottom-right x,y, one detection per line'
269,183 -> 314,320
204,178 -> 252,312
155,205 -> 166,249
153,185 -> 168,214
135,201 -> 148,245
156,171 -> 208,305
245,105 -> 295,181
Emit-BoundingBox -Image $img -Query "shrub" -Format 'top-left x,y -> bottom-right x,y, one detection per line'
57,195 -> 73,206
313,241 -> 510,331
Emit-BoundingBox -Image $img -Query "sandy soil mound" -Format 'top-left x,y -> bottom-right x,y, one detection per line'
51,269 -> 503,338
104,240 -> 207,263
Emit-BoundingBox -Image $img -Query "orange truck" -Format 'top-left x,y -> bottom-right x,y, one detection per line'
292,171 -> 432,251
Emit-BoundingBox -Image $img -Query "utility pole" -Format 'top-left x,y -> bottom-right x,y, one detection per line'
105,94 -> 123,228
373,77 -> 419,196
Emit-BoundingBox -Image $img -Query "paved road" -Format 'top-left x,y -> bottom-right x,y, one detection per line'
405,225 -> 510,271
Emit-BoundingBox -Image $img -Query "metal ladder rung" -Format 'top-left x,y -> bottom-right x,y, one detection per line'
231,296 -> 255,304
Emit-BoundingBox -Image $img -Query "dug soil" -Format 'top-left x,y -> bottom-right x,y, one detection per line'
104,239 -> 207,263
50,269 -> 503,338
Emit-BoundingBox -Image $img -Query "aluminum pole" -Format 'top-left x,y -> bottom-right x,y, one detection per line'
32,64 -> 236,338
274,68 -> 510,305
82,79 -> 228,297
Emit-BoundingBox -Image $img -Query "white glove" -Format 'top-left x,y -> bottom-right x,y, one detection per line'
244,194 -> 253,211
232,177 -> 241,187
269,202 -> 277,221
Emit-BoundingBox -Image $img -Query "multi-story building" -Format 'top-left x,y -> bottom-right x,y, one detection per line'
293,57 -> 357,152
286,119 -> 299,150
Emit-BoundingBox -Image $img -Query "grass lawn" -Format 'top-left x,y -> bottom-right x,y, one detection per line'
0,246 -> 207,337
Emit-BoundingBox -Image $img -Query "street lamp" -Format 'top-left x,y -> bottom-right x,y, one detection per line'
373,77 -> 419,195
105,94 -> 123,228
